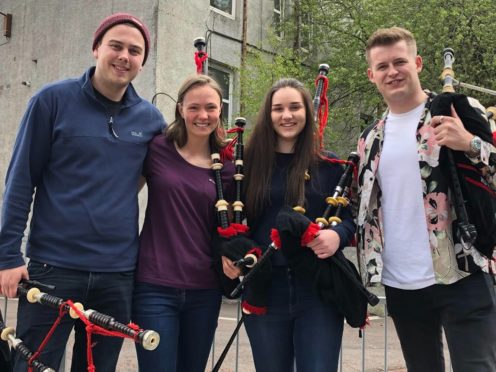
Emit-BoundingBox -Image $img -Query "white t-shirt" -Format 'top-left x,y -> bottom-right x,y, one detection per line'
377,103 -> 436,290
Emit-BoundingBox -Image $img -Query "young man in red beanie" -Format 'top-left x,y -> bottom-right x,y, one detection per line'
0,12 -> 165,371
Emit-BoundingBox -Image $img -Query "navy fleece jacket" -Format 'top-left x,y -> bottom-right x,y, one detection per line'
0,67 -> 165,271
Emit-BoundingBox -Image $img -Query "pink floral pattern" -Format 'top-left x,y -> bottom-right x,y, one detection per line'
355,98 -> 496,286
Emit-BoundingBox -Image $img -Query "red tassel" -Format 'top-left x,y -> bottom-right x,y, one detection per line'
314,74 -> 329,150
270,229 -> 281,249
301,222 -> 320,246
492,131 -> 496,146
194,51 -> 208,74
242,300 -> 267,315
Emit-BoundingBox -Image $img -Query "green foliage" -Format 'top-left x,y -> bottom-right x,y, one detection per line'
240,0 -> 496,157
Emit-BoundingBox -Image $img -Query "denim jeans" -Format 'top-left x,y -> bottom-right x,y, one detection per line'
132,282 -> 222,372
385,271 -> 496,372
244,266 -> 344,372
13,260 -> 134,372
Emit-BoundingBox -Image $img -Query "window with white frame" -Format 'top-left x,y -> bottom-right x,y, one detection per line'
274,0 -> 285,38
210,0 -> 235,18
209,64 -> 233,126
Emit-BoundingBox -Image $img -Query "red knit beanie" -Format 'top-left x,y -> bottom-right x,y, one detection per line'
92,13 -> 150,66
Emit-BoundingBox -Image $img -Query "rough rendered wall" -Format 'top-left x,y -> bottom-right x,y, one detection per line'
0,0 -> 160,236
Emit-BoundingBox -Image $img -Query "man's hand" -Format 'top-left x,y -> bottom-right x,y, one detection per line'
431,104 -> 473,152
306,229 -> 340,259
0,266 -> 29,298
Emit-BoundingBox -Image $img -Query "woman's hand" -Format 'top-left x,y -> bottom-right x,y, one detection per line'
306,229 -> 340,259
221,256 -> 242,279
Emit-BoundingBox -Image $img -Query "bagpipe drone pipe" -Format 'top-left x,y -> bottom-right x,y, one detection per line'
12,279 -> 159,372
432,48 -> 496,269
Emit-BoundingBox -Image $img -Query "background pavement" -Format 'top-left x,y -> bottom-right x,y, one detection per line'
3,297 -> 415,372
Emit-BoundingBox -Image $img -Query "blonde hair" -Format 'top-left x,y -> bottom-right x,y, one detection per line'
366,27 -> 417,63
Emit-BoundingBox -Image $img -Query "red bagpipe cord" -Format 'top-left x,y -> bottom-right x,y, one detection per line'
27,303 -> 69,372
314,75 -> 329,150
320,155 -> 359,186
28,300 -> 143,372
64,300 -> 143,372
194,51 -> 208,74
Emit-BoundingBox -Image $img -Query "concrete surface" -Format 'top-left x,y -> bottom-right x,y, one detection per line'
2,297 -> 409,372
2,296 -> 453,371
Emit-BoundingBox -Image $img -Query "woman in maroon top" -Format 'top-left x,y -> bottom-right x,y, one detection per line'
132,75 -> 235,372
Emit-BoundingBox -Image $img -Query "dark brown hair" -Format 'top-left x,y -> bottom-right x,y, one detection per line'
244,78 -> 318,220
166,74 -> 225,151
365,27 -> 417,63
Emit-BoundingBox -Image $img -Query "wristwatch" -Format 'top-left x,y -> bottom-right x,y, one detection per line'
467,135 -> 482,157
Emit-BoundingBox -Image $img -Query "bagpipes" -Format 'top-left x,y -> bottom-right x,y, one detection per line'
274,152 -> 379,329
432,48 -> 496,271
210,116 -> 269,311
11,279 -> 159,372
210,117 -> 272,372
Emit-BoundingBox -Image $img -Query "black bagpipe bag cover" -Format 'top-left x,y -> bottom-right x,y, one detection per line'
430,92 -> 496,259
276,206 -> 367,328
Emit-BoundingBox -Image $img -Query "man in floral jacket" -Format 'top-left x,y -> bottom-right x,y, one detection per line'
355,26 -> 496,372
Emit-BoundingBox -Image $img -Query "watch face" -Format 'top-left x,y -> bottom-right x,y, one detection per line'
471,136 -> 482,152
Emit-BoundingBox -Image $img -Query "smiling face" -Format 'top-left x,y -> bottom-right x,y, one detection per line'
270,87 -> 307,153
179,85 -> 222,141
92,24 -> 145,101
367,40 -> 425,113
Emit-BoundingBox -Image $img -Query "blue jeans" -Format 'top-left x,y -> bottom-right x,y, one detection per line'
244,266 -> 344,372
13,260 -> 134,372
132,282 -> 222,372
385,271 -> 496,372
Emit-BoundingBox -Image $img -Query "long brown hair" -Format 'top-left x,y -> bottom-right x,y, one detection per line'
166,74 -> 225,151
244,78 -> 318,220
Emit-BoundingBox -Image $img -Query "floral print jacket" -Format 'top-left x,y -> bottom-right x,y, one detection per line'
355,95 -> 496,286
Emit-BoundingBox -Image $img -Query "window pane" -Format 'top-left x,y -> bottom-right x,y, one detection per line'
209,69 -> 230,97
222,102 -> 230,124
211,0 -> 233,15
209,66 -> 231,125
